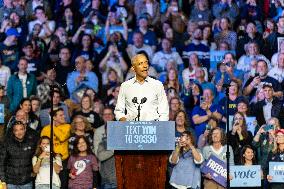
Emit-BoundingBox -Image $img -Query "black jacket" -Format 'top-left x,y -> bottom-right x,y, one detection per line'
0,134 -> 36,185
251,98 -> 284,126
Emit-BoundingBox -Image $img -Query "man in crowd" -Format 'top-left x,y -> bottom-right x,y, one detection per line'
67,56 -> 99,103
39,89 -> 70,127
243,60 -> 282,99
41,108 -> 71,189
127,32 -> 154,61
192,88 -> 223,138
252,84 -> 284,126
0,121 -> 37,189
7,58 -> 37,113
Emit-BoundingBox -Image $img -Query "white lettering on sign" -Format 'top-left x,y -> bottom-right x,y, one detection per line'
125,126 -> 141,135
273,165 -> 284,171
142,126 -> 156,135
206,159 -> 227,178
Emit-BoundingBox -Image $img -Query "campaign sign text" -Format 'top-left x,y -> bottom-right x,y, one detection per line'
210,50 -> 236,72
201,155 -> 227,187
230,165 -> 261,187
107,121 -> 175,150
269,162 -> 284,183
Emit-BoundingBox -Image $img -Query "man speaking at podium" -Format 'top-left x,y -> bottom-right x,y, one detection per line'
114,53 -> 169,121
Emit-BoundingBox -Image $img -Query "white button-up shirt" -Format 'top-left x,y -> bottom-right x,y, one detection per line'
114,76 -> 169,121
263,99 -> 273,122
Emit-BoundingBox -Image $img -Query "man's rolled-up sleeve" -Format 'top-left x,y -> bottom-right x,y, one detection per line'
114,83 -> 127,120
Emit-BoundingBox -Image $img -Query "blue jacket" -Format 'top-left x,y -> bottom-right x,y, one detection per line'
67,71 -> 99,102
7,73 -> 37,112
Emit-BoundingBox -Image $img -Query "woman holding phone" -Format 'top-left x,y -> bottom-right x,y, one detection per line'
266,129 -> 284,189
169,131 -> 203,189
229,112 -> 253,164
32,136 -> 62,189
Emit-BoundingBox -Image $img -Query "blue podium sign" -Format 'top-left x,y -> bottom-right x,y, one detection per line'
269,162 -> 284,183
107,121 -> 175,150
230,165 -> 261,187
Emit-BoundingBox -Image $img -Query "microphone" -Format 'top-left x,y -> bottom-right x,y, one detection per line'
140,97 -> 147,104
132,97 -> 138,104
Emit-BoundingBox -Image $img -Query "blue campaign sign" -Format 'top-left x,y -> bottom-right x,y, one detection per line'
107,121 -> 175,150
230,165 -> 261,187
269,162 -> 284,183
0,104 -> 4,124
201,155 -> 227,187
210,50 -> 236,72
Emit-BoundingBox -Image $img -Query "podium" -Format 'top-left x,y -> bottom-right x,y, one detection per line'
107,121 -> 175,189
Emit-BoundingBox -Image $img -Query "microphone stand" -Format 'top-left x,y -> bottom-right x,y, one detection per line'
49,85 -> 55,189
137,104 -> 141,121
225,86 -> 230,189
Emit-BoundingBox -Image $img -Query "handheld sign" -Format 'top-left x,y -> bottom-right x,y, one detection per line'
269,162 -> 284,183
201,155 -> 227,187
230,165 -> 261,187
210,50 -> 236,72
0,104 -> 4,124
107,121 -> 175,150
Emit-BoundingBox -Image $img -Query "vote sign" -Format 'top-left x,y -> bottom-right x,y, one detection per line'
269,162 -> 284,183
107,121 -> 175,150
201,155 -> 227,187
230,165 -> 261,187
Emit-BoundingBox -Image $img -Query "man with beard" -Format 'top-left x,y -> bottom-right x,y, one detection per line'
182,27 -> 210,70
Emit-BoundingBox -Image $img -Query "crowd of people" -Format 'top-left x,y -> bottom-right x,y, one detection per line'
0,0 -> 283,189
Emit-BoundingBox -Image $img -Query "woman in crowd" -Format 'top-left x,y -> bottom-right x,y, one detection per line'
174,110 -> 195,145
169,97 -> 183,121
202,127 -> 234,189
231,145 -> 262,189
161,0 -> 187,34
134,0 -> 161,26
6,98 -> 41,132
72,34 -> 97,63
72,95 -> 103,129
164,68 -> 181,94
237,42 -> 270,73
253,117 -> 281,178
68,136 -> 99,189
30,96 -> 41,117
169,131 -> 203,189
214,17 -> 237,50
190,0 -> 211,25
229,112 -> 253,164
33,136 -> 62,189
182,53 -> 208,87
99,44 -> 128,84
183,82 -> 203,116
266,129 -> 284,189
69,115 -> 94,152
